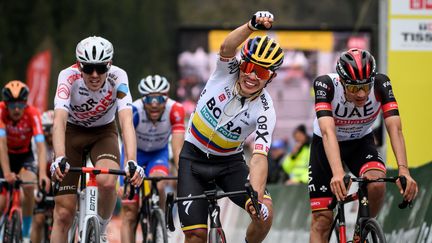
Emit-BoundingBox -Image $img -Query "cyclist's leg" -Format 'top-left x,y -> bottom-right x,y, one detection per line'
146,145 -> 170,209
30,211 -> 45,243
51,122 -> 85,242
177,142 -> 214,243
91,123 -> 121,235
216,157 -> 272,243
308,135 -> 335,243
344,133 -> 386,217
51,194 -> 77,242
10,152 -> 37,240
120,148 -> 145,242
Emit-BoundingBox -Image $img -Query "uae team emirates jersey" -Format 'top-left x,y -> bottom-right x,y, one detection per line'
0,102 -> 44,154
133,98 -> 185,152
54,64 -> 133,127
185,56 -> 276,156
313,73 -> 399,141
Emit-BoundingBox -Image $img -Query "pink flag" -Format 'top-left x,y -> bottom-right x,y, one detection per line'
26,50 -> 52,112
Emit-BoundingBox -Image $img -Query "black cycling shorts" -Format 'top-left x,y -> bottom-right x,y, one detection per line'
177,141 -> 271,232
308,133 -> 386,212
0,150 -> 37,178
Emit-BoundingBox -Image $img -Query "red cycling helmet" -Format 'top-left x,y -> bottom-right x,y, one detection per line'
336,48 -> 376,84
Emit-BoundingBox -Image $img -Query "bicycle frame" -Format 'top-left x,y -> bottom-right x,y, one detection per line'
66,167 -> 131,243
166,182 -> 260,242
0,179 -> 37,241
328,176 -> 411,243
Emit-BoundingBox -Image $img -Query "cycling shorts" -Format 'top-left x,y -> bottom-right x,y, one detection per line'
177,141 -> 271,232
308,133 -> 386,212
56,122 -> 120,196
0,150 -> 37,178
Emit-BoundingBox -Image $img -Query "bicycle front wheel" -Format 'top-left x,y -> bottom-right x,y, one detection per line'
84,217 -> 100,243
5,211 -> 22,243
209,228 -> 226,243
361,218 -> 386,243
68,214 -> 79,243
150,208 -> 168,243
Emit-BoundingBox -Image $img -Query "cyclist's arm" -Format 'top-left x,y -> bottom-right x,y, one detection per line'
249,153 -> 268,200
219,13 -> 273,57
169,101 -> 186,169
118,108 -> 136,164
171,133 -> 184,170
318,117 -> 344,178
53,109 -> 68,158
0,131 -> 11,175
384,116 -> 408,168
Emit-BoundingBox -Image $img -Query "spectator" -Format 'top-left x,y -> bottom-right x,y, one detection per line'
267,139 -> 288,184
282,124 -> 310,184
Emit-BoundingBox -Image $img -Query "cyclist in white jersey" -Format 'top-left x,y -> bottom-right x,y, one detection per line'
50,36 -> 144,243
177,11 -> 284,243
120,75 -> 185,242
308,48 -> 418,243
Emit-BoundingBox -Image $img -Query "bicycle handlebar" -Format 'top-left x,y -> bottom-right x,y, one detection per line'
327,175 -> 412,210
165,182 -> 260,232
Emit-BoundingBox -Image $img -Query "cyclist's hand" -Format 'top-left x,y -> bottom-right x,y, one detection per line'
247,201 -> 270,221
397,170 -> 418,202
125,160 -> 144,187
330,173 -> 348,201
39,174 -> 51,193
248,11 -> 274,31
50,156 -> 70,182
4,172 -> 17,184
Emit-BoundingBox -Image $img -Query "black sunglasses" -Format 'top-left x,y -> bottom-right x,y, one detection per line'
80,63 -> 109,75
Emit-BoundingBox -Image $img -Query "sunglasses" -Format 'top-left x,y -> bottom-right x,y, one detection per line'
143,95 -> 167,104
344,82 -> 374,93
6,102 -> 27,109
239,61 -> 273,80
80,63 -> 109,75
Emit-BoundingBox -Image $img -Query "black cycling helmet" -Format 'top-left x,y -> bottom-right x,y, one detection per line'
336,48 -> 376,84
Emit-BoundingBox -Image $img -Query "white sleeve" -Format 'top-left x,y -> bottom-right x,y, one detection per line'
114,69 -> 133,111
207,55 -> 239,85
252,96 -> 276,156
54,69 -> 74,112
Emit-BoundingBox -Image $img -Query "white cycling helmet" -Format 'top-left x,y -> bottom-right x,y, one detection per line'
42,110 -> 54,126
75,36 -> 114,64
138,75 -> 170,96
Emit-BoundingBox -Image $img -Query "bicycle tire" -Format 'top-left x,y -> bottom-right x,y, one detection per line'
361,218 -> 386,243
8,211 -> 22,243
84,217 -> 100,243
150,208 -> 168,243
68,215 -> 79,243
140,211 -> 149,243
209,227 -> 226,243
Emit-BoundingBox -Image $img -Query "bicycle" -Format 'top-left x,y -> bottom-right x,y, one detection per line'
124,176 -> 177,243
33,179 -> 55,243
54,158 -> 136,243
0,178 -> 37,243
328,175 -> 412,243
165,182 -> 261,243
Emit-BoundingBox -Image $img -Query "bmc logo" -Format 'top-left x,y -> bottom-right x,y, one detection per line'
410,0 -> 432,9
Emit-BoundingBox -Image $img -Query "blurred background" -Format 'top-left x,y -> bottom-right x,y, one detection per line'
1,0 -> 431,242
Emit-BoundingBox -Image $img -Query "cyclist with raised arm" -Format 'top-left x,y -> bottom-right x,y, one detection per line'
31,109 -> 55,242
308,48 -> 418,243
50,36 -> 144,243
177,11 -> 284,243
0,80 -> 49,243
120,75 -> 185,242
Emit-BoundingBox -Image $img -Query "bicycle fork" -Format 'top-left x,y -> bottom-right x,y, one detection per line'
208,203 -> 222,229
79,174 -> 99,241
